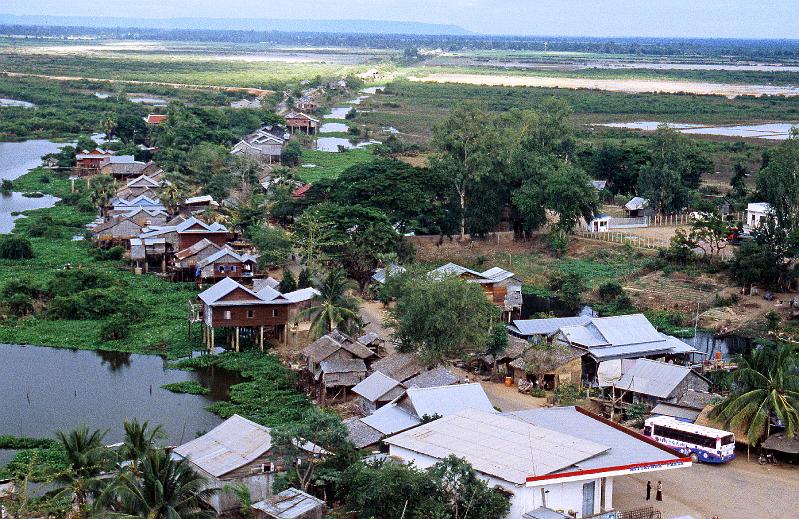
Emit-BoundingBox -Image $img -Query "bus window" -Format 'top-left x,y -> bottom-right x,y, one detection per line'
720,434 -> 735,446
643,426 -> 652,436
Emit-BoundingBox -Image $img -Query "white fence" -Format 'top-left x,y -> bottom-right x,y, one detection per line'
575,230 -> 735,260
608,216 -> 649,229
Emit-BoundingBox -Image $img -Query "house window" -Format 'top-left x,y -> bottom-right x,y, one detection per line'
246,309 -> 254,319
272,309 -> 279,317
230,265 -> 237,273
217,265 -> 225,273
224,310 -> 231,320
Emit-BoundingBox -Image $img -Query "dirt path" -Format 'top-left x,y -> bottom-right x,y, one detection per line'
358,300 -> 395,353
1,71 -> 272,96
614,454 -> 799,518
409,73 -> 799,98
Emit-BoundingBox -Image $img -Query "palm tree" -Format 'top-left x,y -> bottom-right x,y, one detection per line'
110,449 -> 214,519
159,181 -> 183,217
298,269 -> 360,339
89,176 -> 117,216
54,425 -> 109,516
119,420 -> 166,476
710,342 -> 799,445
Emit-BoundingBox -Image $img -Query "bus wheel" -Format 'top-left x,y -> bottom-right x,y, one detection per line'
690,452 -> 699,463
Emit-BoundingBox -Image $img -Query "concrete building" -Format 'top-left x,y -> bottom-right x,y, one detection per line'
385,407 -> 691,518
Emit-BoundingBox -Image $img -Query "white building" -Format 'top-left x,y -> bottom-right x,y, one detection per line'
746,202 -> 773,228
385,407 -> 690,518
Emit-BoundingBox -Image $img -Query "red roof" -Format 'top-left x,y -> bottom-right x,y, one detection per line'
146,114 -> 168,125
291,184 -> 312,198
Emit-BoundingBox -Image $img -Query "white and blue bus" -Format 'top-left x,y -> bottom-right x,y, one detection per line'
644,415 -> 735,464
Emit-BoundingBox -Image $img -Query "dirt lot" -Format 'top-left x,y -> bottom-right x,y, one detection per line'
410,73 -> 799,98
614,453 -> 799,519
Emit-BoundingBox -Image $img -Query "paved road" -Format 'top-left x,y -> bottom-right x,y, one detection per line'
614,454 -> 799,519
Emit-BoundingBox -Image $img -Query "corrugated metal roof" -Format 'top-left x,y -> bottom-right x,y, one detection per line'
320,358 -> 367,374
651,403 -> 701,422
608,359 -> 698,399
559,324 -> 608,347
405,383 -> 494,418
510,316 -> 592,337
252,277 -> 280,291
403,367 -> 460,389
385,409 -> 609,484
352,371 -> 402,402
361,403 -> 420,435
174,239 -> 220,261
251,488 -> 325,519
173,414 -> 272,478
505,407 -> 682,473
593,314 -> 662,345
344,417 -> 384,449
625,196 -> 648,210
281,287 -> 320,303
523,508 -> 573,519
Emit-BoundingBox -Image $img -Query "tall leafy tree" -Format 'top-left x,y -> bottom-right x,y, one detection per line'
389,274 -> 499,364
756,133 -> 799,228
711,342 -> 799,444
431,102 -> 504,239
271,408 -> 352,493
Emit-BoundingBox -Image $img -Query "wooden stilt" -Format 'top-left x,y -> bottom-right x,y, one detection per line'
259,326 -> 264,352
235,327 -> 240,352
210,326 -> 214,351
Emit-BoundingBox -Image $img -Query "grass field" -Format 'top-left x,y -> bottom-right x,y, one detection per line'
298,148 -> 376,183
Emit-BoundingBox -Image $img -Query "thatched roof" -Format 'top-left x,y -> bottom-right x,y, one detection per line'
509,343 -> 583,374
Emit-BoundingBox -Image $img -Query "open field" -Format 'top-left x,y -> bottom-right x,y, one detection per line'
410,72 -> 799,98
297,148 -> 376,183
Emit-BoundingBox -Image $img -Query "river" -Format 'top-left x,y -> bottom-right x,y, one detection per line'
0,344 -> 238,447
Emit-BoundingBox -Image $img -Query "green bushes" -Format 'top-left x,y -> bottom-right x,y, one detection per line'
0,235 -> 34,259
7,293 -> 33,316
99,316 -> 131,341
48,288 -> 144,321
554,383 -> 582,406
89,245 -> 125,261
161,380 -> 210,395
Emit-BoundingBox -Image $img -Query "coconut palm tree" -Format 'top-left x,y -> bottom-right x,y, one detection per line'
89,175 -> 117,216
119,420 -> 166,476
54,425 -> 110,516
109,449 -> 214,519
298,269 -> 360,339
159,181 -> 184,217
710,341 -> 799,445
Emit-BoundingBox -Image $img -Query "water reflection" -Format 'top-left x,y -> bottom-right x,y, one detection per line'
0,344 -> 232,445
96,350 -> 133,373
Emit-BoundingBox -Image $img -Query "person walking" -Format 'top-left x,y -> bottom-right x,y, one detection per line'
656,480 -> 663,501
646,481 -> 652,501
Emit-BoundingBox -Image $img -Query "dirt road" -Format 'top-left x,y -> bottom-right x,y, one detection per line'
614,454 -> 799,518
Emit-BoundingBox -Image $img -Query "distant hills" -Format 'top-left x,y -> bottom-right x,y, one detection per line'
0,14 -> 473,36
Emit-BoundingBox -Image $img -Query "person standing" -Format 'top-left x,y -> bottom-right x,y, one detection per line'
646,481 -> 652,501
656,480 -> 663,501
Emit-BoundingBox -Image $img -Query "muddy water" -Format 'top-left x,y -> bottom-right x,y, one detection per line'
0,344 -> 240,445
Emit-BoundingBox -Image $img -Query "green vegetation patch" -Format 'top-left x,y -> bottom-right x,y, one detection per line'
298,148 -> 375,183
170,352 -> 311,427
0,435 -> 57,450
160,380 -> 209,395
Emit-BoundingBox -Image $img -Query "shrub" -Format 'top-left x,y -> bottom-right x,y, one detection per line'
0,179 -> 12,192
7,293 -> 33,316
2,278 -> 45,299
554,383 -> 582,406
47,269 -> 113,298
528,387 -> 546,398
99,316 -> 130,341
597,281 -> 624,302
89,245 -> 125,261
46,295 -> 84,320
161,381 -> 209,395
0,235 -> 34,259
626,402 -> 648,427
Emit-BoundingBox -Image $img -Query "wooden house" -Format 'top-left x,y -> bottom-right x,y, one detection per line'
600,358 -> 711,409
92,216 -> 143,245
115,174 -> 162,200
508,339 -> 584,390
172,238 -> 223,278
369,353 -> 426,383
301,330 -> 376,380
100,157 -> 148,180
318,359 -> 367,396
145,114 -> 168,125
284,112 -> 320,134
351,371 -> 405,415
294,96 -> 318,112
624,196 -> 651,218
179,195 -> 220,216
75,149 -> 113,176
197,277 -> 319,351
252,488 -> 326,519
195,247 -> 258,281
116,207 -> 168,226
173,415 -> 279,514
231,127 -> 286,163
129,237 -> 167,273
429,263 -> 523,319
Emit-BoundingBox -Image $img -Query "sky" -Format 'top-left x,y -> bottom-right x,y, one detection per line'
3,0 -> 799,39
